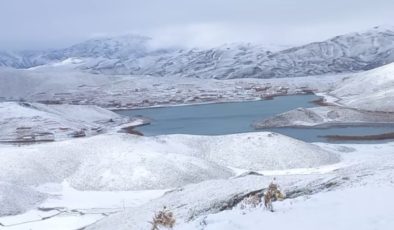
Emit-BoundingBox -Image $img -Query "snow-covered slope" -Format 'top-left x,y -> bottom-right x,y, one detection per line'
0,182 -> 46,216
0,133 -> 232,191
158,133 -> 338,170
253,106 -> 394,128
134,26 -> 394,79
0,35 -> 157,69
58,34 -> 153,59
104,43 -> 272,78
85,141 -> 394,230
329,62 -> 394,112
1,26 -> 393,79
252,26 -> 394,78
0,132 -> 337,191
181,186 -> 394,230
0,102 -> 127,142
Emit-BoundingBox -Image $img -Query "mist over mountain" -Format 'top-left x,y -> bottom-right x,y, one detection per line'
1,26 -> 393,79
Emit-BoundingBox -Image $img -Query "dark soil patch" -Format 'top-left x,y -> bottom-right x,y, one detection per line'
323,132 -> 394,141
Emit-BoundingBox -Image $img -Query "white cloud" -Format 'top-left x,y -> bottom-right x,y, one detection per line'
0,0 -> 393,50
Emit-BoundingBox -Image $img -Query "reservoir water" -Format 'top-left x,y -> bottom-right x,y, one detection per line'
116,95 -> 394,142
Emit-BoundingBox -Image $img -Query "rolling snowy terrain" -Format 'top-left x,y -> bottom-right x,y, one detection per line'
1,131 -> 393,230
0,130 -> 342,229
91,141 -> 394,230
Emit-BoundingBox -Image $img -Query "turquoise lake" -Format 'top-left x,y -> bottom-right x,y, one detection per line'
116,95 -> 394,142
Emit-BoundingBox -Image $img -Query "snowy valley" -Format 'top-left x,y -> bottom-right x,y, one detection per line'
0,25 -> 394,230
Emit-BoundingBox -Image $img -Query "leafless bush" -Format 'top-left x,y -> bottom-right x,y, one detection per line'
150,206 -> 176,230
239,193 -> 261,210
264,179 -> 286,212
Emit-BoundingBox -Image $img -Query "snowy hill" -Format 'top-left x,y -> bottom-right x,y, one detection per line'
329,62 -> 394,112
0,102 -> 129,142
0,26 -> 393,79
0,132 -> 338,190
253,106 -> 394,128
0,130 -> 339,217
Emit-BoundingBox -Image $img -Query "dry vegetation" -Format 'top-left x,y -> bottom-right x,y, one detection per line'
239,180 -> 286,212
150,206 -> 176,230
264,180 -> 286,212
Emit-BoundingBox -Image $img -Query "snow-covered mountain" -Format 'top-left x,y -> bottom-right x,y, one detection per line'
0,26 -> 393,79
114,26 -> 394,79
255,26 -> 394,78
0,34 -> 158,69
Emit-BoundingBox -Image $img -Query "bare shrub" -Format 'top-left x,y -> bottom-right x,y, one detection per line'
264,179 -> 286,212
239,193 -> 261,210
150,206 -> 176,230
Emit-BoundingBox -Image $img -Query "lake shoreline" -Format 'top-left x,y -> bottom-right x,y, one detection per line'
111,92 -> 315,111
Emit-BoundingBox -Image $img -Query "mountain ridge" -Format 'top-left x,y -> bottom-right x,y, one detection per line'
1,26 -> 393,79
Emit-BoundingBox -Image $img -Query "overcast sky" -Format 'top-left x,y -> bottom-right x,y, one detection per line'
1,0 -> 393,50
